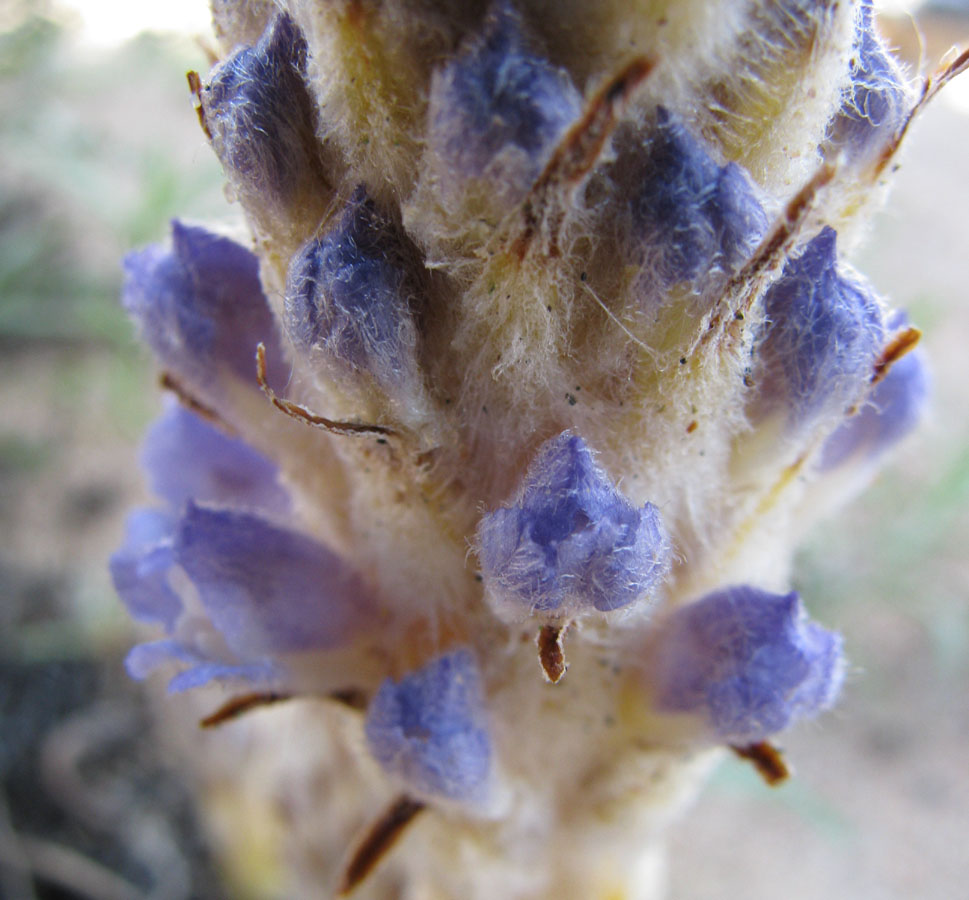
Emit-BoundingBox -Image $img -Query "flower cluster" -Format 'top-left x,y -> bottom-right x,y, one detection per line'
112,1 -> 949,896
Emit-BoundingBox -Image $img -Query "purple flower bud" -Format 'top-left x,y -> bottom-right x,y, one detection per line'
478,432 -> 671,617
122,221 -> 286,395
175,503 -> 376,657
819,313 -> 928,469
623,109 -> 768,292
284,186 -> 424,393
825,1 -> 912,163
201,13 -> 327,210
142,404 -> 290,514
754,227 -> 884,430
652,586 -> 845,744
110,508 -> 181,630
365,649 -> 492,803
428,2 -> 581,198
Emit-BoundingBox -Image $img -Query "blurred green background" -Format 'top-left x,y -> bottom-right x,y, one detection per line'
0,4 -> 229,898
0,2 -> 966,898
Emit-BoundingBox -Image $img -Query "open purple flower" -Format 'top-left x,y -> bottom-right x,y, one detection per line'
651,586 -> 845,745
141,405 -> 291,513
365,649 -> 492,804
478,432 -> 671,618
111,404 -> 376,692
176,503 -> 374,657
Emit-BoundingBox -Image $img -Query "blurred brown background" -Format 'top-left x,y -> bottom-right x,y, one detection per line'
0,1 -> 966,897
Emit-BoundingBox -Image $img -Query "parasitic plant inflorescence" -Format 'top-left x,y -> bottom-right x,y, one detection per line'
113,2 -> 965,897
